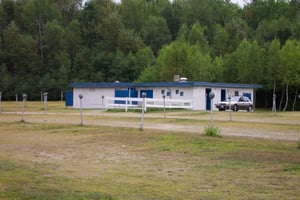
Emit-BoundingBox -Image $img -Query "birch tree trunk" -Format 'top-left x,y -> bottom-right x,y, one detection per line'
292,89 -> 298,111
282,84 -> 289,111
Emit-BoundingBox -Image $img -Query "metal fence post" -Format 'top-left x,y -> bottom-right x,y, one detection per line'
79,94 -> 83,125
21,93 -> 27,122
140,93 -> 146,131
209,92 -> 215,128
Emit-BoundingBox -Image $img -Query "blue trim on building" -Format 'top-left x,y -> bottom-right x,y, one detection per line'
69,82 -> 262,89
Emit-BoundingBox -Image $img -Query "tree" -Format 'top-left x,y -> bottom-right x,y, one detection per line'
279,39 -> 300,111
212,24 -> 230,57
0,0 -> 15,30
22,0 -> 62,62
0,64 -> 13,99
43,20 -> 66,67
161,1 -> 181,40
243,0 -> 290,30
51,0 -> 82,24
142,16 -> 171,55
234,39 -> 264,84
154,41 -> 214,82
224,17 -> 250,53
99,12 -> 123,52
119,0 -> 147,33
135,47 -> 155,73
136,65 -> 161,82
65,19 -> 82,68
79,0 -> 116,48
118,28 -> 145,54
265,38 -> 281,109
56,51 -> 71,94
187,22 -> 209,53
2,22 -> 39,77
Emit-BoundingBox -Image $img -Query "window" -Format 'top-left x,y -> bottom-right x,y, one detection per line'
167,91 -> 171,96
161,90 -> 165,94
176,90 -> 179,94
234,91 -> 239,96
180,92 -> 184,96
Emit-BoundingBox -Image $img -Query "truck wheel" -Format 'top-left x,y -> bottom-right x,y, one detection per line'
233,104 -> 238,111
247,106 -> 253,112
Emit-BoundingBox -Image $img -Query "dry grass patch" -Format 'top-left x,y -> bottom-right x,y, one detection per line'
0,121 -> 300,199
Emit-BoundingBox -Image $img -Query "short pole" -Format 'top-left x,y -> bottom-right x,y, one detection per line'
140,93 -> 146,131
229,96 -> 232,121
0,92 -> 2,114
16,94 -> 18,114
43,92 -> 48,115
21,93 -> 27,122
163,95 -> 166,118
209,92 -> 215,128
210,100 -> 213,128
101,96 -> 105,110
79,94 -> 83,125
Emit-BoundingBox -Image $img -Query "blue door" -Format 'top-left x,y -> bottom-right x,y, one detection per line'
129,88 -> 138,105
221,89 -> 226,101
140,90 -> 153,98
206,88 -> 211,110
65,91 -> 73,107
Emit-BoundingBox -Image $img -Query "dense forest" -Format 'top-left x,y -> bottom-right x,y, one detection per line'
0,0 -> 299,110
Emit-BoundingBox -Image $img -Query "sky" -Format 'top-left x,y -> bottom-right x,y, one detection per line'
230,0 -> 251,7
84,0 -> 251,8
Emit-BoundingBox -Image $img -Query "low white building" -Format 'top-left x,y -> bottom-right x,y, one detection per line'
67,82 -> 262,110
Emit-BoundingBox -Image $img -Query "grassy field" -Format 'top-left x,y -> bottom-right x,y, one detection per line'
0,101 -> 300,199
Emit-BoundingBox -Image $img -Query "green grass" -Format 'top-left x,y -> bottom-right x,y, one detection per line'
0,121 -> 300,199
0,102 -> 300,199
0,160 -> 113,200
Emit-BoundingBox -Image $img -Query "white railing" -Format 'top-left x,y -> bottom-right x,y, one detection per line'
105,97 -> 193,111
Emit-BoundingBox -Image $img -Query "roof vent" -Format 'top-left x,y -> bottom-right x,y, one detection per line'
179,77 -> 187,82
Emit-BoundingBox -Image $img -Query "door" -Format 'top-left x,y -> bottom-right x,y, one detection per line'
221,89 -> 226,101
205,88 -> 211,110
129,88 -> 138,105
65,91 -> 73,107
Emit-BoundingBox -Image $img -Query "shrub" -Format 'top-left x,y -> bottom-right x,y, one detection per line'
297,138 -> 300,148
203,126 -> 221,137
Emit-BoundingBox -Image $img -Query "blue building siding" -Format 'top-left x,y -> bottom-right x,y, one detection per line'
65,91 -> 73,107
69,82 -> 262,89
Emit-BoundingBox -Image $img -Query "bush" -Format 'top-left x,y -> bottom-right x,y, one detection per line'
297,138 -> 300,148
203,126 -> 221,137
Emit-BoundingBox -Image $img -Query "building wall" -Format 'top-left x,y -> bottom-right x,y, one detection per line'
72,86 -> 254,110
73,88 -> 114,109
192,87 -> 254,110
150,86 -> 193,100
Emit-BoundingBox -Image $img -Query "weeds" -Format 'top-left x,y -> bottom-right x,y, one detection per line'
203,126 -> 221,137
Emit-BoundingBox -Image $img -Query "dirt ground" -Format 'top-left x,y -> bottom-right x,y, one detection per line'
1,108 -> 300,199
0,109 -> 299,141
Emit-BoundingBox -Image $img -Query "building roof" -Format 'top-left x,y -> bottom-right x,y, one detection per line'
69,82 -> 262,89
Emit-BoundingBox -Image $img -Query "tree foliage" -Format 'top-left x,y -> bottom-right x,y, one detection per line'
0,0 -> 299,109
